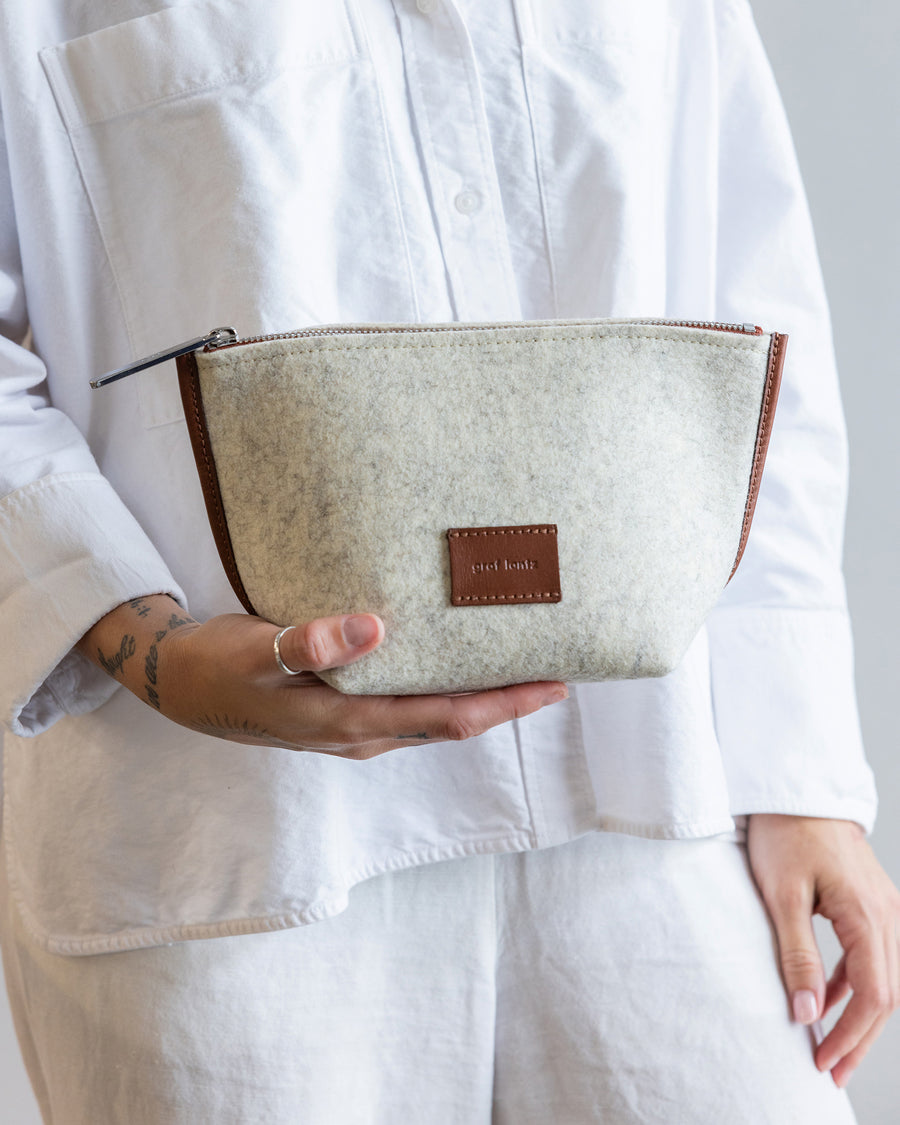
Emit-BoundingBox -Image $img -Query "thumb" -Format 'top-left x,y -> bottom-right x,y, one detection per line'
277,614 -> 384,673
768,893 -> 826,1025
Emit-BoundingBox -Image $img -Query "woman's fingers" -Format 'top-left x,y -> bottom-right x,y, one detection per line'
162,611 -> 569,757
387,679 -> 569,742
822,952 -> 851,1017
284,679 -> 570,758
818,895 -> 900,1086
273,614 -> 385,674
270,615 -> 568,750
814,934 -> 891,1079
747,815 -> 900,1088
366,681 -> 569,745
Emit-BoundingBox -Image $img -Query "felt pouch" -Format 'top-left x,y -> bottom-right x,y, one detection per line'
98,317 -> 786,694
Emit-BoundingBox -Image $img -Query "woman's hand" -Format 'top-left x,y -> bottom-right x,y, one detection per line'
747,813 -> 900,1088
77,593 -> 568,759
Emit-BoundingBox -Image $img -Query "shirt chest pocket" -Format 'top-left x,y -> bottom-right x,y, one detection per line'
40,0 -> 416,427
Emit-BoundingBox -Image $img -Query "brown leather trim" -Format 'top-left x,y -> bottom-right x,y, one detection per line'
176,351 -> 257,615
727,332 -> 788,582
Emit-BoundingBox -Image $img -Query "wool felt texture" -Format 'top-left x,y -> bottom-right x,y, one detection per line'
189,320 -> 776,694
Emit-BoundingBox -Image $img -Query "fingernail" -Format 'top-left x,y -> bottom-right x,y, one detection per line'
342,615 -> 379,648
792,990 -> 819,1024
543,686 -> 569,705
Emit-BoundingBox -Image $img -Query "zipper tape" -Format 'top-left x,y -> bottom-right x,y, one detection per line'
90,319 -> 762,388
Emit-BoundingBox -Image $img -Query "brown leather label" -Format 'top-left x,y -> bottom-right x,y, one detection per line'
447,525 -> 561,606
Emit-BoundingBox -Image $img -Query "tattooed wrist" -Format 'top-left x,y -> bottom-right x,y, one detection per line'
141,613 -> 198,711
145,634 -> 163,710
79,596 -> 200,714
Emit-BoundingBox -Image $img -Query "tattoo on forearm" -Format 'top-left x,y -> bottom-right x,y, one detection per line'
191,713 -> 274,740
166,612 -> 193,630
396,732 -> 429,740
97,635 -> 136,678
128,597 -> 152,618
141,614 -> 196,712
145,637 -> 162,710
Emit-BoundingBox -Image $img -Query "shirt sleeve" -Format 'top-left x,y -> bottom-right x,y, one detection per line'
706,0 -> 877,833
0,116 -> 186,738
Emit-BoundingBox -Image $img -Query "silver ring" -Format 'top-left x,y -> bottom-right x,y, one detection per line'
273,626 -> 304,676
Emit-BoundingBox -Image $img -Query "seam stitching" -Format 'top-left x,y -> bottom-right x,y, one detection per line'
214,333 -> 755,360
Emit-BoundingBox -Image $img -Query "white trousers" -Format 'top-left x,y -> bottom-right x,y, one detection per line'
0,819 -> 857,1125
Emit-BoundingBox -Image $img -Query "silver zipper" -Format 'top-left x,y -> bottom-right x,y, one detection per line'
89,327 -> 238,388
632,318 -> 761,335
90,318 -> 761,387
208,318 -> 762,350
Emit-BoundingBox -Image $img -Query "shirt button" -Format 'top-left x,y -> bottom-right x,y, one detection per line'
454,189 -> 482,215
416,0 -> 438,13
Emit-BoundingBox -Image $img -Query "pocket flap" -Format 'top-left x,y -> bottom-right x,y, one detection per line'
40,0 -> 360,130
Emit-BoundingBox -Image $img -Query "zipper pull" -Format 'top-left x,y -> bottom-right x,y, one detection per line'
90,327 -> 238,388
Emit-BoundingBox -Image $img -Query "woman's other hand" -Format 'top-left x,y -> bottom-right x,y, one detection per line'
747,813 -> 900,1088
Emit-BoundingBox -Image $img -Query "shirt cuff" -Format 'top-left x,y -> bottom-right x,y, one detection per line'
706,606 -> 878,836
0,471 -> 186,736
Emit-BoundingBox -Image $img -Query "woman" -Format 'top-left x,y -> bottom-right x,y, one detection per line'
1,0 -> 897,1120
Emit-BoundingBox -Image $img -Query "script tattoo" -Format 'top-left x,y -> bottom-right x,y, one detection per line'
396,732 -> 430,740
97,635 -> 136,678
165,612 -> 193,631
144,629 -> 166,710
143,613 -> 196,711
128,597 -> 152,618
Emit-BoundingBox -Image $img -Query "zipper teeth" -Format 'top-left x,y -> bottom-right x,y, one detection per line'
635,319 -> 762,335
208,318 -> 762,349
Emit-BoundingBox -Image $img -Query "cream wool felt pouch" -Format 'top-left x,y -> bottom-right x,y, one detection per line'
94,318 -> 786,695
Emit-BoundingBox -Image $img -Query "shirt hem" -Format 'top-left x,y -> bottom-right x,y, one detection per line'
5,812 -> 752,956
5,829 -> 535,956
589,813 -> 738,841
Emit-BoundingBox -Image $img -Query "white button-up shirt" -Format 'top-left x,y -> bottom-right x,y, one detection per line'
0,0 -> 877,954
